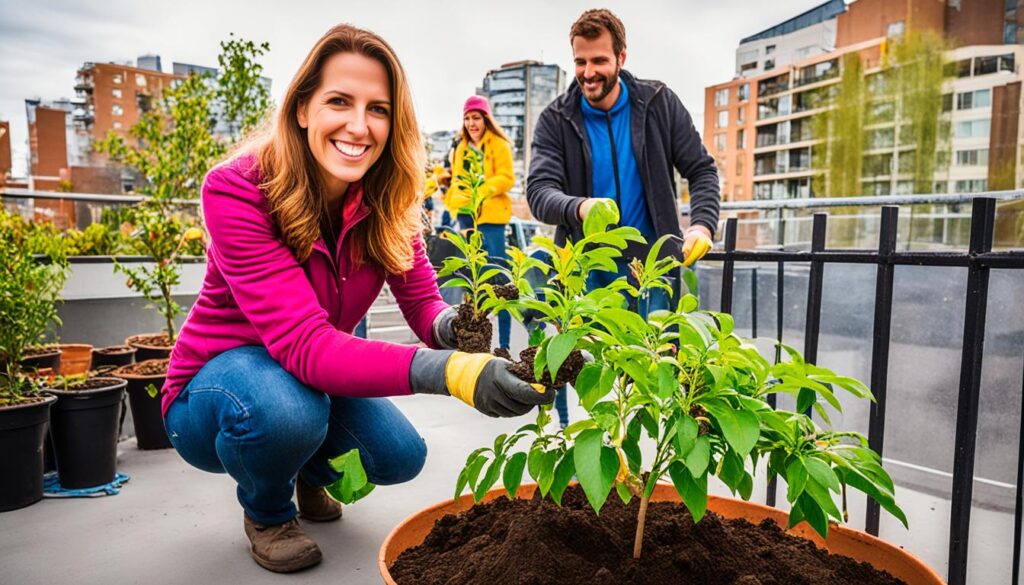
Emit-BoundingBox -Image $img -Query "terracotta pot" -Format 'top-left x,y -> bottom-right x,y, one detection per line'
57,343 -> 93,376
379,483 -> 944,585
125,334 -> 173,362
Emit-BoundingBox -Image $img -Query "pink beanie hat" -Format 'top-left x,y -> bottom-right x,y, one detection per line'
463,95 -> 492,117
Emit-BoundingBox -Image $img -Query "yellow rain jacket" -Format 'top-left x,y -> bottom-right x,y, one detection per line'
444,130 -> 514,225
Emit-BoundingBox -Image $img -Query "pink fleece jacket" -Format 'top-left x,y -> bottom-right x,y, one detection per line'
161,155 -> 450,415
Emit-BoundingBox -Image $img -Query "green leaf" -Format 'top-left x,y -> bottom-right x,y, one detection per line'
785,458 -> 808,503
502,452 -> 528,499
547,331 -> 582,381
704,401 -> 760,457
537,449 -> 559,496
669,462 -> 708,522
582,198 -> 619,237
549,448 -> 576,505
580,365 -> 616,411
528,325 -> 546,347
656,361 -> 677,400
798,491 -> 831,539
674,415 -> 699,456
574,429 -> 618,514
804,475 -> 842,521
683,269 -> 699,295
684,436 -> 711,478
796,387 -> 816,414
563,418 -> 598,437
324,449 -> 376,504
439,277 -> 472,291
804,457 -> 841,493
615,480 -> 634,505
474,456 -> 504,501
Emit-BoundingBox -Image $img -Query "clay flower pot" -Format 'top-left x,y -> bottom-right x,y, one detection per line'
379,483 -> 944,585
57,343 -> 93,376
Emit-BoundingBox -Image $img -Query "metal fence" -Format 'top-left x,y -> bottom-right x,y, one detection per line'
705,197 -> 1024,585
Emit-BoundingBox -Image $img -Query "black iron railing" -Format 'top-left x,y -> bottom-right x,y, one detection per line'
705,198 -> 1024,585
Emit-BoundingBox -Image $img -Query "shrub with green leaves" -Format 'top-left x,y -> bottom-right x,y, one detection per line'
454,200 -> 906,559
0,209 -> 69,402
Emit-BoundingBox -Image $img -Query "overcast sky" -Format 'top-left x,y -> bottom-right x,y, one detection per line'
0,0 -> 825,178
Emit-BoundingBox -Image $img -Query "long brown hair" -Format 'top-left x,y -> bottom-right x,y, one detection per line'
246,24 -> 423,274
457,107 -> 512,146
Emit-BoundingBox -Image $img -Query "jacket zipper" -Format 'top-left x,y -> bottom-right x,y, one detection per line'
605,113 -> 622,210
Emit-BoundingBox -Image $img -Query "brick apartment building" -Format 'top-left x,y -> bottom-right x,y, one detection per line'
704,0 -> 1024,201
0,121 -> 11,184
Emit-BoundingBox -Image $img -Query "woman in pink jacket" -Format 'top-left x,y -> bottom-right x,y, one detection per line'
162,24 -> 551,574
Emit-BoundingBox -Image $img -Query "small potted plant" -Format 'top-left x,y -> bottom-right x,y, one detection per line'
381,201 -> 942,584
40,372 -> 127,489
113,201 -> 204,449
0,210 -> 68,510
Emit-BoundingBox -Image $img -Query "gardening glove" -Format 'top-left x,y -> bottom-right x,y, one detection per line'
682,226 -> 713,267
431,307 -> 458,350
409,349 -> 553,417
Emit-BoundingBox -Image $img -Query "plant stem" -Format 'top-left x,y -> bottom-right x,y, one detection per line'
633,491 -> 650,560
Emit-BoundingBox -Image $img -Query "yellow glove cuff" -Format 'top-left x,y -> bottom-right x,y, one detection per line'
444,352 -> 493,407
683,234 -> 713,267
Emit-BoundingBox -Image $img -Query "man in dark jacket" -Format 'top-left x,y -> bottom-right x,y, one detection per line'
527,8 -> 720,273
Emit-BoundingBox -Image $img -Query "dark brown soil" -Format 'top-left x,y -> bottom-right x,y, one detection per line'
491,284 -> 520,301
22,345 -> 60,358
452,302 -> 493,354
504,345 -> 585,391
95,345 -> 133,355
46,377 -> 122,392
0,394 -> 51,407
129,334 -> 173,348
115,359 -> 169,377
390,485 -> 906,585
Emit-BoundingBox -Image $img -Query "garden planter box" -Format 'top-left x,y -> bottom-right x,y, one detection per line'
44,377 -> 126,489
380,484 -> 943,585
0,395 -> 58,512
114,359 -> 172,450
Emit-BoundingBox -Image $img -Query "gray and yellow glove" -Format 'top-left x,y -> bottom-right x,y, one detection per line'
431,307 -> 458,349
410,349 -> 553,417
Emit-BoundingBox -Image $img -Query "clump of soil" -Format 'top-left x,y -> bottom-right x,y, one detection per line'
390,485 -> 906,585
503,345 -> 585,391
115,359 -> 169,377
95,345 -> 133,355
452,302 -> 493,354
491,284 -> 519,301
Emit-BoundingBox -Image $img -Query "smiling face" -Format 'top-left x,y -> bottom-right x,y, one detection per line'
463,111 -> 485,144
297,52 -> 392,198
572,29 -> 626,110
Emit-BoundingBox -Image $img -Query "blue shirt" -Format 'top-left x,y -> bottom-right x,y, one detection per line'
580,80 -> 655,240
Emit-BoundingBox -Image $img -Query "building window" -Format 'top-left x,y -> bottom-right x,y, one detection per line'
736,156 -> 744,177
955,179 -> 988,192
714,133 -> 727,152
941,93 -> 953,112
1005,23 -> 1018,44
112,73 -> 123,84
714,88 -> 729,107
887,21 -> 905,38
136,74 -> 147,87
112,88 -> 122,99
717,110 -> 729,128
954,119 -> 990,138
934,181 -> 948,194
737,106 -> 746,123
765,59 -> 775,70
737,83 -> 749,102
957,89 -> 991,110
956,59 -> 972,77
112,104 -> 124,116
766,45 -> 776,55
737,129 -> 746,149
113,121 -> 123,130
955,148 -> 989,166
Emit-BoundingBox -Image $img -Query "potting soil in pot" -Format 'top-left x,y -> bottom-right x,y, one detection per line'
389,486 -> 905,585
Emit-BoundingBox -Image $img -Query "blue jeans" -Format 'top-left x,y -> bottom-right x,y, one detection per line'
164,346 -> 427,525
456,216 -> 511,349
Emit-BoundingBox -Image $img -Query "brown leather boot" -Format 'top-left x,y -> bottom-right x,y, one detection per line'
243,514 -> 322,573
296,476 -> 343,522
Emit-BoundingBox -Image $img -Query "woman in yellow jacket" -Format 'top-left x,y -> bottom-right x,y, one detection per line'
445,95 -> 515,350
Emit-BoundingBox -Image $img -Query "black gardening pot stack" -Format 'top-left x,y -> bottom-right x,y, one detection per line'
44,378 -> 127,489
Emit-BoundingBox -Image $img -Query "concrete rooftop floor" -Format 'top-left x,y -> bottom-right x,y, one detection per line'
0,322 -> 1012,584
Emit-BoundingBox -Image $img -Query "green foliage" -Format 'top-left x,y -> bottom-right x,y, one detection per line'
217,34 -> 273,139
0,209 -> 69,401
453,201 -> 905,559
813,53 -> 865,198
325,449 -> 376,504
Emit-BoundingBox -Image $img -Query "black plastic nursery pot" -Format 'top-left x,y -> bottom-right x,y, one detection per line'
20,349 -> 62,372
45,378 -> 127,489
125,334 -> 173,363
0,395 -> 58,512
114,360 -> 172,450
92,345 -> 137,369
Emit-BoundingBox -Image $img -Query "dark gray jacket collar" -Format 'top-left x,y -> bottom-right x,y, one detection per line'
548,70 -> 665,126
